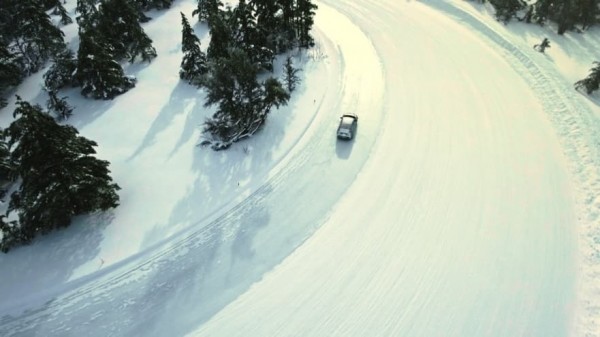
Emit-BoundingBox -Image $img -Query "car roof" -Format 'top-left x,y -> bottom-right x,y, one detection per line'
341,113 -> 358,120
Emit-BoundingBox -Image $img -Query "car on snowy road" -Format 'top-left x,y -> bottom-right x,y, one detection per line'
337,113 -> 358,140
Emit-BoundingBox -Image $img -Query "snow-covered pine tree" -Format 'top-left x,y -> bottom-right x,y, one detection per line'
533,0 -> 579,34
231,0 -> 256,44
262,76 -> 290,111
180,12 -> 208,85
575,61 -> 600,94
131,0 -> 173,22
74,31 -> 136,99
39,0 -> 73,25
250,0 -> 287,52
0,216 -> 22,253
135,0 -> 173,11
0,43 -> 21,108
578,0 -> 600,30
193,0 -> 223,23
283,55 -> 300,92
203,48 -> 289,150
0,128 -> 14,183
41,0 -> 59,10
296,0 -> 317,48
97,0 -> 157,62
488,0 -> 526,23
279,0 -> 296,50
76,0 -> 98,31
207,13 -> 233,61
2,98 -> 120,251
5,0 -> 66,75
230,0 -> 273,71
43,48 -> 77,91
53,0 -> 73,26
46,90 -> 73,120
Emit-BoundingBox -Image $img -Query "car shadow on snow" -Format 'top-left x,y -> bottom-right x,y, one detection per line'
335,136 -> 355,159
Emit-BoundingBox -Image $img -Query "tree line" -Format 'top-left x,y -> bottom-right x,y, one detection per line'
0,0 -> 316,251
0,0 -> 162,251
182,0 -> 316,149
481,0 -> 600,34
479,0 -> 600,95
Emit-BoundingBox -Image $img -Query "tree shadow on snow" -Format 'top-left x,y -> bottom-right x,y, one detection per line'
67,87 -> 119,130
127,81 -> 202,161
121,186 -> 274,337
577,90 -> 600,107
0,211 -> 114,316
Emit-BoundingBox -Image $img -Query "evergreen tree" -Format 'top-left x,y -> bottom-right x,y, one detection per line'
207,13 -> 234,61
43,48 -> 77,91
41,0 -> 59,10
97,0 -> 157,62
0,43 -> 22,108
533,0 -> 578,34
203,48 -> 289,149
231,0 -> 256,45
2,98 -> 120,251
135,0 -> 173,10
74,31 -> 136,99
193,0 -> 223,23
531,0 -> 551,25
6,0 -> 66,74
180,13 -> 208,85
76,0 -> 98,31
296,0 -> 318,48
0,1 -> 12,45
0,129 -> 14,183
131,0 -> 151,23
554,0 -> 577,35
489,0 -> 526,23
231,0 -> 273,70
578,0 -> 600,30
263,76 -> 290,110
46,90 -> 74,120
279,0 -> 296,49
53,1 -> 74,26
250,0 -> 281,51
575,61 -> 600,94
283,55 -> 300,92
0,216 -> 22,253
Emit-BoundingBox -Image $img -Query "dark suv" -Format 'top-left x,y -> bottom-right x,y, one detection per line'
337,113 -> 358,140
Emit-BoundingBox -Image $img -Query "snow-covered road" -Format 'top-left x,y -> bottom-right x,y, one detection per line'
189,1 -> 579,336
2,0 -> 595,336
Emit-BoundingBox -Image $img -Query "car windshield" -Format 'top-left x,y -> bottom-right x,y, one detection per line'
340,117 -> 354,128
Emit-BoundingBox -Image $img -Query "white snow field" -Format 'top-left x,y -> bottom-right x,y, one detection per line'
1,0 -> 600,336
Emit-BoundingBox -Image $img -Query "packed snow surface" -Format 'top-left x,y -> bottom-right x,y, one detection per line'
1,0 -> 600,336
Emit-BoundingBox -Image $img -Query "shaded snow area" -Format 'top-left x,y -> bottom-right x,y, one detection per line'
1,0 -> 600,336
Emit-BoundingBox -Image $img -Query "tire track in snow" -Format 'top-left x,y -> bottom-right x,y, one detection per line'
418,2 -> 600,336
0,4 -> 386,337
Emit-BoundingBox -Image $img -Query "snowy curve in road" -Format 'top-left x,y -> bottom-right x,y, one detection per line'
427,3 -> 600,336
188,1 -> 582,337
0,0 -> 594,336
0,2 -> 384,337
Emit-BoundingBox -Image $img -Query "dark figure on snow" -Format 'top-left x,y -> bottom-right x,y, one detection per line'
534,38 -> 550,53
